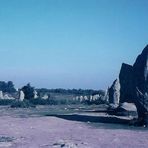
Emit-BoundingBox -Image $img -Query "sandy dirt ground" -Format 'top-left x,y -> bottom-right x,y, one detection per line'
0,115 -> 148,148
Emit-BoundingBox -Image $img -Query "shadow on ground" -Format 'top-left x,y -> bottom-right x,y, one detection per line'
47,114 -> 130,125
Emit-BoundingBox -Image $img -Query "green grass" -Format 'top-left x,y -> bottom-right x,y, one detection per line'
0,104 -> 108,118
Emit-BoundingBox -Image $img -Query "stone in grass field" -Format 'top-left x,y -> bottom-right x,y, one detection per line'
19,91 -> 25,101
33,90 -> 38,99
0,91 -> 4,99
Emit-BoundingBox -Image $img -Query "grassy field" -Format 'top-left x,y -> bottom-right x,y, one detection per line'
0,104 -> 108,117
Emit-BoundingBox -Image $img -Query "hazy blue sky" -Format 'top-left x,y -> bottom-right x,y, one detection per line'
0,0 -> 148,89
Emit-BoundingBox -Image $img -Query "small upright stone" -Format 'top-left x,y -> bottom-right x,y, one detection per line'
0,91 -> 4,99
104,88 -> 109,103
42,94 -> 49,100
19,91 -> 25,101
33,90 -> 38,99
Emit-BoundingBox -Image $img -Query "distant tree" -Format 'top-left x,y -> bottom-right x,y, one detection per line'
6,81 -> 16,93
21,83 -> 35,100
0,81 -> 16,93
0,81 -> 6,92
37,88 -> 106,96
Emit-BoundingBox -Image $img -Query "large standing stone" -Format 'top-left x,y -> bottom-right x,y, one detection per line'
109,78 -> 120,106
114,45 -> 148,125
133,45 -> 148,95
119,63 -> 134,103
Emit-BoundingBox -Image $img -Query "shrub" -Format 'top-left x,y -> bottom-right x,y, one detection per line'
29,98 -> 79,105
0,99 -> 15,105
29,98 -> 58,105
10,100 -> 35,108
58,99 -> 67,105
21,83 -> 35,100
0,81 -> 16,93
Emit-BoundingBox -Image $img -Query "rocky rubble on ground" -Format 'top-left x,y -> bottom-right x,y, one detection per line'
53,140 -> 78,148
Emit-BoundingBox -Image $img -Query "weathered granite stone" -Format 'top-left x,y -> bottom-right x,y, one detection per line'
42,94 -> 49,100
129,45 -> 148,125
33,90 -> 38,99
89,95 -> 93,101
84,96 -> 88,100
120,102 -> 137,112
3,94 -> 15,100
109,78 -> 120,106
93,94 -> 100,101
19,91 -> 25,101
113,45 -> 148,125
103,88 -> 109,103
79,96 -> 83,102
133,45 -> 148,95
134,87 -> 148,125
119,63 -> 134,103
0,91 -> 4,99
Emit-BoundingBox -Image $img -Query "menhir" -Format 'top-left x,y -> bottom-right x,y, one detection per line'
109,45 -> 148,125
108,79 -> 120,107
